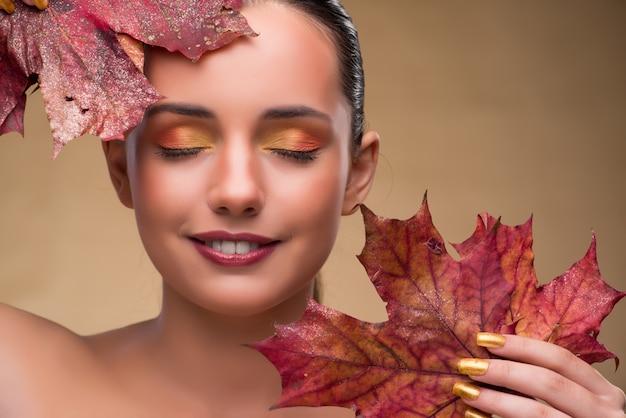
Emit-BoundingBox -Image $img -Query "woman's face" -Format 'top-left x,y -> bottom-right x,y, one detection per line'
106,3 -> 377,316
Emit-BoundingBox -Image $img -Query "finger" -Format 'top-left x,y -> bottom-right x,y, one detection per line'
32,0 -> 47,10
465,407 -> 492,418
0,0 -> 15,14
21,0 -> 47,9
465,358 -> 595,417
476,333 -> 626,416
478,333 -> 616,396
1,0 -> 48,12
454,381 -> 570,418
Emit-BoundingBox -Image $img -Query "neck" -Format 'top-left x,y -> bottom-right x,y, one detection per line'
156,281 -> 310,344
137,282 -> 310,408
86,281 -> 313,414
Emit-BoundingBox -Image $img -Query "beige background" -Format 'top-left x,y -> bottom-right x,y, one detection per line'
1,0 -> 625,389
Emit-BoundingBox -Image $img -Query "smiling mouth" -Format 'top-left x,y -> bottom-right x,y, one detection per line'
204,240 -> 261,255
190,235 -> 278,266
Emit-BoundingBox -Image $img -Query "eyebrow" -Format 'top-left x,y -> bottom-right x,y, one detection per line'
144,103 -> 216,119
261,106 -> 332,122
144,103 -> 332,123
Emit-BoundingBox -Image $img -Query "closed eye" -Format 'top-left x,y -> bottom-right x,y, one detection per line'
270,148 -> 319,162
157,146 -> 205,159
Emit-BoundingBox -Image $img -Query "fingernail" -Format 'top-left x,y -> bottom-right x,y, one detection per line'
0,0 -> 16,14
33,0 -> 48,10
458,358 -> 489,376
476,332 -> 506,348
453,381 -> 481,401
465,407 -> 492,418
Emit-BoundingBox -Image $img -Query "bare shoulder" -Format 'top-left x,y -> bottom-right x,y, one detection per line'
0,303 -> 98,415
0,302 -> 86,354
0,301 -> 89,375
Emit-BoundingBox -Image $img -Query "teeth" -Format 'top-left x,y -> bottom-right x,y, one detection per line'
222,241 -> 236,255
236,241 -> 250,254
205,240 -> 260,255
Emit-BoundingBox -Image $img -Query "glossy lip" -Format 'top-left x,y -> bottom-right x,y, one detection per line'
190,230 -> 279,267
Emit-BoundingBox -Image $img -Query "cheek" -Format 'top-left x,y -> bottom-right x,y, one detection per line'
278,157 -> 349,238
129,159 -> 204,228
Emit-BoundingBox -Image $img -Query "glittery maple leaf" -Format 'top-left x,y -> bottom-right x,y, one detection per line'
0,0 -> 255,156
253,195 -> 625,417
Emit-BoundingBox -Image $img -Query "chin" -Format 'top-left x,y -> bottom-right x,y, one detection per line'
198,284 -> 310,321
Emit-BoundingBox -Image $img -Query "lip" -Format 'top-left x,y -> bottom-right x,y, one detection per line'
192,231 -> 276,244
190,230 -> 279,267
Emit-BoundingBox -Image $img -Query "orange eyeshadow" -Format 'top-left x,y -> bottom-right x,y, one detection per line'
261,129 -> 321,152
157,127 -> 215,149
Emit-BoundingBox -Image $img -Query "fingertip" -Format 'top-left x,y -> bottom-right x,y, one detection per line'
465,407 -> 492,418
0,0 -> 16,14
476,332 -> 507,349
458,358 -> 489,376
33,0 -> 48,10
453,381 -> 481,401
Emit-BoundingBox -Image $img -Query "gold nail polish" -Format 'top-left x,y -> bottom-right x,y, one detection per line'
465,407 -> 492,418
0,0 -> 16,14
33,0 -> 48,10
476,332 -> 506,348
453,381 -> 481,401
458,358 -> 489,376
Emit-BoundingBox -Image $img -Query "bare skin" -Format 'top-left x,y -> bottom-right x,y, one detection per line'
0,303 -> 355,418
0,3 -> 371,417
1,1 -> 624,417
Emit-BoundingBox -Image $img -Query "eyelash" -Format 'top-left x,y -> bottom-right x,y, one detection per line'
270,148 -> 319,162
156,146 -> 319,162
157,146 -> 204,159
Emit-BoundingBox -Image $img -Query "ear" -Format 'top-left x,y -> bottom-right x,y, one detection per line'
342,130 -> 380,215
102,139 -> 134,209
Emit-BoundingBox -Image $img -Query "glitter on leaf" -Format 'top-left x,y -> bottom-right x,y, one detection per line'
0,0 -> 255,156
252,195 -> 625,417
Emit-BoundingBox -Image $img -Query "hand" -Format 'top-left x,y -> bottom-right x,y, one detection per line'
454,333 -> 625,417
0,0 -> 48,14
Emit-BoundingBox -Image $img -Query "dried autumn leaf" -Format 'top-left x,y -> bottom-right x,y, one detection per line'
0,0 -> 255,156
253,196 -> 625,417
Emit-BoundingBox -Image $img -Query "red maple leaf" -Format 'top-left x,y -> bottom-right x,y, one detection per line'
252,195 -> 625,417
0,0 -> 255,156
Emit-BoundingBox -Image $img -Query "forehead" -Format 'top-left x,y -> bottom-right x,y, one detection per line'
144,3 -> 346,122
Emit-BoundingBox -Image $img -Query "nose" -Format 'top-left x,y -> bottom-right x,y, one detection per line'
206,140 -> 264,217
